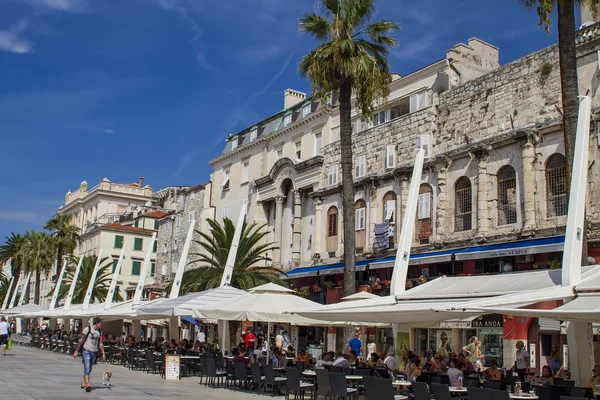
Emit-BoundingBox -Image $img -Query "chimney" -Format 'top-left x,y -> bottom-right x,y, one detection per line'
284,89 -> 306,110
139,176 -> 144,187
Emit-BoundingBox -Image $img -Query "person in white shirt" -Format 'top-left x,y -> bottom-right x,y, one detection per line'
0,317 -> 10,356
332,350 -> 350,367
384,351 -> 398,371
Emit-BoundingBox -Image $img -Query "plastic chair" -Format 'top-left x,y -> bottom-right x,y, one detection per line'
483,381 -> 506,391
433,382 -> 467,400
465,377 -> 481,387
285,367 -> 315,400
204,357 -> 227,387
568,387 -> 593,398
250,363 -> 264,392
411,381 -> 431,400
315,368 -> 331,399
431,375 -> 451,385
467,387 -> 491,400
328,372 -> 358,399
364,376 -> 394,400
560,396 -> 590,400
233,361 -> 251,390
488,389 -> 510,400
263,364 -> 287,397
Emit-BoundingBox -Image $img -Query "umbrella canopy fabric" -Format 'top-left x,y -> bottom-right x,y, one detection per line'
135,285 -> 246,319
0,304 -> 49,317
340,292 -> 379,301
192,283 -> 328,324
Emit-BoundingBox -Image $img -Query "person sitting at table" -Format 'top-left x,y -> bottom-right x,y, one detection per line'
274,350 -> 287,368
333,350 -> 350,368
384,351 -> 398,372
297,350 -> 310,364
347,350 -> 359,367
422,350 -> 435,372
484,359 -> 502,381
458,352 -> 476,372
234,345 -> 252,367
407,356 -> 422,381
399,351 -> 412,374
533,365 -> 555,386
107,335 -> 117,345
286,345 -> 296,358
447,359 -> 464,387
367,352 -> 384,368
316,352 -> 334,368
431,353 -> 447,374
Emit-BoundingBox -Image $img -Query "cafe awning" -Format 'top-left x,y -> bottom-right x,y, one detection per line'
455,236 -> 564,261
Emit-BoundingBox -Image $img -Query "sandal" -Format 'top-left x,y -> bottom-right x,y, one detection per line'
85,386 -> 91,392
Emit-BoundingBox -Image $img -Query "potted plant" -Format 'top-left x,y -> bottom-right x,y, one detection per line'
384,280 -> 391,288
370,278 -> 382,290
312,283 -> 322,292
294,286 -> 310,298
323,280 -> 335,289
548,259 -> 562,270
405,280 -> 414,289
336,279 -> 343,288
418,275 -> 428,284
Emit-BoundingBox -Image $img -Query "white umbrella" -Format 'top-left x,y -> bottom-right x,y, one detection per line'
135,286 -> 246,319
340,292 -> 379,301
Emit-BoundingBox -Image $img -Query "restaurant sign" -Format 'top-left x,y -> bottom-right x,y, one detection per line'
440,314 -> 504,329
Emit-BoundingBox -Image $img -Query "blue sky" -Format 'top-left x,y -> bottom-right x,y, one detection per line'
0,0 -> 569,240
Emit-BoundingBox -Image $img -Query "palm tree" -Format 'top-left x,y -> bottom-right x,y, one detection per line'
520,0 -> 599,264
21,231 -> 55,304
299,0 -> 399,297
45,213 -> 80,275
0,273 -> 10,307
177,218 -> 284,294
52,255 -> 123,305
0,233 -> 25,304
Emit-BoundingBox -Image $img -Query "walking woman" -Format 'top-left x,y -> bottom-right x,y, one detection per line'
73,318 -> 106,392
512,341 -> 530,382
0,317 -> 10,356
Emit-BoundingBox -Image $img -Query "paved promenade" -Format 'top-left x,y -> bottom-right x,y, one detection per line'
0,345 -> 259,400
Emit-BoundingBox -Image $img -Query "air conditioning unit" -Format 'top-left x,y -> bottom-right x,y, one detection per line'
517,254 -> 534,264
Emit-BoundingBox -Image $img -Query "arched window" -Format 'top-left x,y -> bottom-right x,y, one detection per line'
455,177 -> 472,232
382,192 -> 397,248
497,166 -> 517,225
326,206 -> 338,253
354,200 -> 367,251
417,184 -> 433,243
546,153 -> 568,217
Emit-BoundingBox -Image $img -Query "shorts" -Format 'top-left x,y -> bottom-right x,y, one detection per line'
83,350 -> 97,376
0,334 -> 8,346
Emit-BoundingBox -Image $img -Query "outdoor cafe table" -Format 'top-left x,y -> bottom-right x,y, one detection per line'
509,395 -> 538,400
392,381 -> 412,387
449,387 -> 468,393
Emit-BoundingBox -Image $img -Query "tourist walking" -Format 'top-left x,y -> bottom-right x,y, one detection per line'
512,340 -> 529,382
0,317 -> 10,356
73,318 -> 106,392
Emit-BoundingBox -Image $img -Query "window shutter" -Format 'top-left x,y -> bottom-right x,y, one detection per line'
418,91 -> 428,109
385,200 -> 395,221
419,135 -> 431,158
418,192 -> 431,219
386,146 -> 395,169
409,93 -> 418,113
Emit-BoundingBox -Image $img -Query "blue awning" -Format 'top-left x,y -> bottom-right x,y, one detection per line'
181,315 -> 200,327
369,250 -> 457,269
454,236 -> 564,261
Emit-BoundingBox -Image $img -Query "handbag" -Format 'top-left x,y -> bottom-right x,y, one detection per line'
6,339 -> 12,350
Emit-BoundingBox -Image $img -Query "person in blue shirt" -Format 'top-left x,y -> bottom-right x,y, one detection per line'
348,333 -> 362,359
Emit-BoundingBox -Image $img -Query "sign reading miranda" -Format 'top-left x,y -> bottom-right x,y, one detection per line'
471,314 -> 504,328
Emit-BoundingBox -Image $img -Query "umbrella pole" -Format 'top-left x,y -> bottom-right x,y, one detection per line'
266,321 -> 271,364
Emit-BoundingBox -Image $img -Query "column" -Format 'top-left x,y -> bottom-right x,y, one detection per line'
566,321 -> 593,386
436,165 -> 448,241
169,317 -> 179,342
451,328 -> 461,353
477,151 -> 490,236
292,190 -> 302,264
273,196 -> 284,266
521,138 -> 537,231
133,320 -> 142,341
261,145 -> 269,176
314,197 -> 323,257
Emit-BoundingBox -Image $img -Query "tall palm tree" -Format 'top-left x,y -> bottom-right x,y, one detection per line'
52,255 -> 123,305
0,233 -> 25,304
45,213 -> 80,275
0,273 -> 10,307
520,0 -> 599,264
299,0 -> 399,297
177,218 -> 284,294
22,231 -> 55,304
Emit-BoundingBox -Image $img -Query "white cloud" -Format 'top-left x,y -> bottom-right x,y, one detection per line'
14,0 -> 89,13
0,30 -> 32,54
0,211 -> 41,224
103,128 -> 114,134
0,18 -> 32,54
393,32 -> 441,60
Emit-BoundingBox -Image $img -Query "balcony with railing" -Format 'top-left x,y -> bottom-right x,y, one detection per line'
576,22 -> 600,46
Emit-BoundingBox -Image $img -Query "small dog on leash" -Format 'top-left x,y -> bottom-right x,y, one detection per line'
102,371 -> 112,387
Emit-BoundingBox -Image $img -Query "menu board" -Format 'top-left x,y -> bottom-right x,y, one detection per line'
164,355 -> 180,380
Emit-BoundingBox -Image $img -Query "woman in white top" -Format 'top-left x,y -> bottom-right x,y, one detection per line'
366,337 -> 376,361
512,340 -> 530,382
0,316 -> 10,356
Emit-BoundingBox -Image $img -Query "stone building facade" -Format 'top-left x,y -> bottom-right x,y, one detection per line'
209,38 -> 500,271
155,183 -> 214,283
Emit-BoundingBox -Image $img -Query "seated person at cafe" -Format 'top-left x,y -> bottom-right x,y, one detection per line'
399,351 -> 414,374
170,339 -> 178,349
297,350 -> 310,364
458,352 -> 476,372
447,359 -> 464,387
332,350 -> 350,368
535,365 -> 555,386
274,350 -> 287,368
431,353 -> 447,374
316,352 -> 334,368
286,345 -> 296,358
484,359 -> 502,381
234,345 -> 252,367
384,351 -> 398,372
407,356 -> 422,381
367,352 -> 384,368
348,350 -> 359,367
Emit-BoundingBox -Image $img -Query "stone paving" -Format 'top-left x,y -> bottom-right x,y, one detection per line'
0,345 -> 262,400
